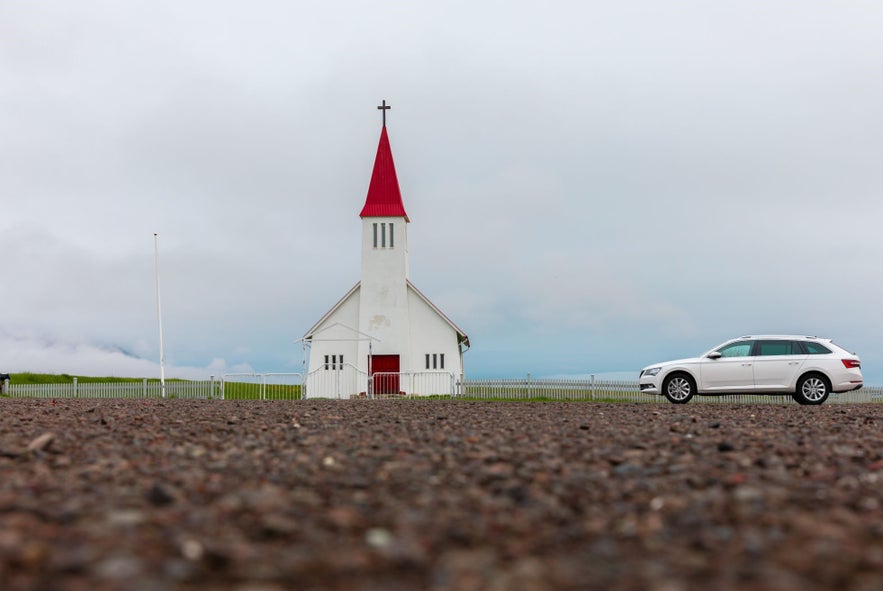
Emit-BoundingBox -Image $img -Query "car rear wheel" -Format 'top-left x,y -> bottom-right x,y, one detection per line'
794,374 -> 830,405
663,373 -> 695,404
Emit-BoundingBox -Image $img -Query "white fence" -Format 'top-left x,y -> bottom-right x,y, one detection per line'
303,365 -> 460,398
4,377 -> 220,399
3,375 -> 882,403
304,363 -> 368,399
465,376 -> 638,401
368,371 -> 461,398
221,373 -> 303,400
463,375 -> 882,404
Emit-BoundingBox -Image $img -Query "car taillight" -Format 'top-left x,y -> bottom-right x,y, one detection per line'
842,359 -> 861,369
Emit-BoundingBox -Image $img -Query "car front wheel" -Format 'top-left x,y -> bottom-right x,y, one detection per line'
663,373 -> 695,404
794,374 -> 830,405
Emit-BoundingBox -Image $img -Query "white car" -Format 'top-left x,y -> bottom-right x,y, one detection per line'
639,335 -> 863,405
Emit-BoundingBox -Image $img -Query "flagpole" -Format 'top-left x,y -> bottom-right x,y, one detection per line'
154,233 -> 167,399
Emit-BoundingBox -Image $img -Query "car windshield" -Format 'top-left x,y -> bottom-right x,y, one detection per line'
716,342 -> 753,357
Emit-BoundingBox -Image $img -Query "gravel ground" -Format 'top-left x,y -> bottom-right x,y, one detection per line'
1,398 -> 882,591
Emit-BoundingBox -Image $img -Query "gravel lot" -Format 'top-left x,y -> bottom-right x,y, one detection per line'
1,398 -> 882,591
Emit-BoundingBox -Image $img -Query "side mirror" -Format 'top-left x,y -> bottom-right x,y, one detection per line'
707,351 -> 722,360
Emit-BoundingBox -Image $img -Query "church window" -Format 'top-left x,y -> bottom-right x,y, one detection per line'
381,223 -> 387,247
324,354 -> 344,370
373,223 -> 378,247
389,223 -> 394,247
425,353 -> 445,370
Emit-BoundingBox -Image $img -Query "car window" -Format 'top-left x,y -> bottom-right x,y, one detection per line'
757,341 -> 793,356
717,341 -> 753,358
804,342 -> 832,355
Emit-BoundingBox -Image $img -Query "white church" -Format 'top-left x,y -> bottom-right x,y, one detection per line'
302,103 -> 469,398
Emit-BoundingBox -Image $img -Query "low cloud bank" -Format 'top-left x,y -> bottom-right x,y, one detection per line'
0,331 -> 250,380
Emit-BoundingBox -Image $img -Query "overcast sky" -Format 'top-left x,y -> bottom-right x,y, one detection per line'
2,1 -> 882,383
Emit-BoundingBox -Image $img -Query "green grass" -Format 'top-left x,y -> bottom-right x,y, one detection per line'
2,373 -> 302,401
221,382 -> 302,400
453,396 -> 648,403
6,372 -> 177,384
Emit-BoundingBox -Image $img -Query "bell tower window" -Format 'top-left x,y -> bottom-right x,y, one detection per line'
372,222 -> 395,249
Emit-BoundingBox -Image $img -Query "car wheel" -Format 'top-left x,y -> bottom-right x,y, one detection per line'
663,373 -> 695,404
794,374 -> 830,405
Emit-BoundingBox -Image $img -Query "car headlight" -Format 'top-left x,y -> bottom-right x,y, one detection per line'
642,367 -> 661,377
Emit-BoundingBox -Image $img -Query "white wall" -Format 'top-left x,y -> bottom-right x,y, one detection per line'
407,286 -> 464,378
305,214 -> 466,396
358,216 -> 412,372
305,289 -> 362,397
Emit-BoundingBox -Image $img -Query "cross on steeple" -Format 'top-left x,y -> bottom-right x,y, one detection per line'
377,100 -> 391,127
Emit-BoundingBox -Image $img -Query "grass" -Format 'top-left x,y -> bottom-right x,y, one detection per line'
1,375 -> 625,402
453,395 -> 649,403
221,382 -> 302,400
2,373 -> 302,401
6,372 -> 174,384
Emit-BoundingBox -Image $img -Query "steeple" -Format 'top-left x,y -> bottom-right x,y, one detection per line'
302,100 -> 469,398
359,101 -> 410,222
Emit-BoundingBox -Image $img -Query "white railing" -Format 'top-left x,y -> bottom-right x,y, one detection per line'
368,371 -> 459,398
221,373 -> 303,400
5,378 -> 221,399
4,376 -> 882,404
304,363 -> 368,399
465,375 -> 639,401
463,376 -> 882,404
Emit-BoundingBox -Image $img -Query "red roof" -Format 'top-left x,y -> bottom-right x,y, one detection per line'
359,126 -> 410,221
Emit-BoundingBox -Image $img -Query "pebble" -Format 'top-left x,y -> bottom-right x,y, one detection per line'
27,431 -> 56,452
0,399 -> 880,591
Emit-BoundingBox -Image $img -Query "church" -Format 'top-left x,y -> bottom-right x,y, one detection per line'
302,103 -> 469,398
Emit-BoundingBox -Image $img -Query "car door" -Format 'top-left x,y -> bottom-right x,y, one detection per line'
752,340 -> 807,391
698,340 -> 756,391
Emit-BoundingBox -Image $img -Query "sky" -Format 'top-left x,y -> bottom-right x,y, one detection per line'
2,1 -> 882,383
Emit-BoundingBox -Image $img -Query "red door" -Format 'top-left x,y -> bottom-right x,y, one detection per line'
370,355 -> 400,395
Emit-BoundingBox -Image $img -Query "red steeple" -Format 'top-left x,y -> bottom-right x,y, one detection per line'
359,121 -> 410,222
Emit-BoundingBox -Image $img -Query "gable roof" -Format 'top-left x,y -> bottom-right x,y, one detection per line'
359,126 -> 410,222
302,280 -> 470,350
302,282 -> 360,340
407,280 -> 470,349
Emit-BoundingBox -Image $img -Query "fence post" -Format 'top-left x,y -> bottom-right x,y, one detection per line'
142,378 -> 148,398
591,374 -> 595,401
210,375 -> 215,400
527,373 -> 531,399
72,377 -> 78,398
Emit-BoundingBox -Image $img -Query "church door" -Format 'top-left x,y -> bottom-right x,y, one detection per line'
370,354 -> 400,395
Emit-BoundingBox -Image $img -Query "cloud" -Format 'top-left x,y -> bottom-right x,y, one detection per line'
0,329 -> 250,380
2,1 -> 883,383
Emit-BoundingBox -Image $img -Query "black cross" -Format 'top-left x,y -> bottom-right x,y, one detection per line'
377,100 -> 391,126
